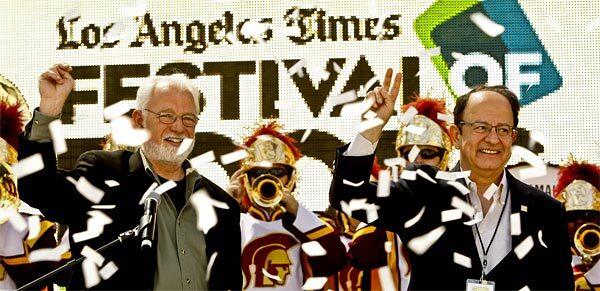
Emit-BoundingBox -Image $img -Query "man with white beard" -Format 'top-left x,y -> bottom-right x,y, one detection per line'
16,63 -> 242,290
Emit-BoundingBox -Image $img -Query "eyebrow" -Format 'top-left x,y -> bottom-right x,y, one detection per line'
472,120 -> 513,126
156,109 -> 197,116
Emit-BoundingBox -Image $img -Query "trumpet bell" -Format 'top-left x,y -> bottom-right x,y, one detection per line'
250,174 -> 284,208
574,223 -> 600,264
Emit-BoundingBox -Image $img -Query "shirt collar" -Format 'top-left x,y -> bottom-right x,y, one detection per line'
139,148 -> 197,183
460,166 -> 509,205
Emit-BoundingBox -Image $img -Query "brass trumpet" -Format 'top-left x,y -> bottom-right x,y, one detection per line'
248,174 -> 284,208
574,223 -> 600,265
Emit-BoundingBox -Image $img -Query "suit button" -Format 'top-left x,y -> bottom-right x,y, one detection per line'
180,249 -> 186,255
186,278 -> 191,284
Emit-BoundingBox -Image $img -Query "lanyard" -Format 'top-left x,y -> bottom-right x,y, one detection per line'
466,185 -> 509,280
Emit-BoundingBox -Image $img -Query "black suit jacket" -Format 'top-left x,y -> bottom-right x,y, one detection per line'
329,145 -> 574,290
17,131 -> 242,290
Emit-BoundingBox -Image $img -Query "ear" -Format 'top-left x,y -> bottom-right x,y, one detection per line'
511,130 -> 518,143
449,124 -> 461,149
132,109 -> 144,128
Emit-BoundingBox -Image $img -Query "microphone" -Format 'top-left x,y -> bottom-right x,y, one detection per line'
139,191 -> 161,251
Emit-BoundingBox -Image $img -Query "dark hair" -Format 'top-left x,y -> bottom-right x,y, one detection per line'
453,85 -> 520,128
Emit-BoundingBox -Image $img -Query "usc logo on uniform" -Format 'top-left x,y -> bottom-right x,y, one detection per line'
242,233 -> 297,288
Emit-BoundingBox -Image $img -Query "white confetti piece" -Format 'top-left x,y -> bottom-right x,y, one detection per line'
220,149 -> 249,165
358,117 -> 384,133
416,169 -> 437,184
377,170 -> 391,197
300,129 -> 312,143
404,206 -> 425,228
190,151 -> 216,168
464,212 -> 483,226
138,182 -> 158,205
103,22 -> 125,43
528,131 -> 547,149
288,59 -> 306,77
435,171 -> 456,181
373,17 -> 385,36
190,189 -> 230,233
302,277 -> 328,290
224,31 -> 238,44
28,240 -> 70,262
585,16 -> 600,32
441,209 -> 463,222
363,110 -> 377,120
240,20 -> 270,43
483,184 -> 498,200
205,252 -> 218,281
407,145 -> 420,163
63,8 -> 81,21
81,245 -> 105,266
405,125 -> 426,136
110,116 -> 149,147
451,52 -> 464,60
421,46 -> 441,57
384,241 -> 392,253
301,241 -> 327,257
470,12 -> 505,37
27,215 -> 41,240
407,226 -> 446,255
0,208 -> 27,232
384,157 -> 406,168
340,199 -> 380,223
321,70 -> 331,81
99,261 -> 118,280
343,179 -> 364,187
538,230 -> 547,248
518,286 -> 531,291
104,180 -> 119,187
175,138 -> 194,156
103,100 -> 132,121
437,113 -> 454,124
391,165 -> 399,183
510,213 -> 521,236
521,205 -> 528,212
514,236 -> 534,259
91,205 -> 116,210
447,181 -> 470,195
49,120 -> 68,155
121,0 -> 147,17
400,170 -> 416,180
399,106 -> 418,125
512,146 -> 547,179
82,258 -> 101,288
363,76 -> 379,93
453,171 -> 471,180
340,98 -> 374,118
154,180 -> 176,195
377,266 -> 397,291
451,196 -> 475,217
331,90 -> 358,107
262,268 -> 283,283
332,62 -> 342,74
68,176 -> 104,204
516,166 -> 547,180
453,252 -> 472,268
13,153 -> 44,179
584,259 -> 600,284
72,211 -> 112,243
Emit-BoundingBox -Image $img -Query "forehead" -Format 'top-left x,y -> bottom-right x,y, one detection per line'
147,84 -> 196,113
463,91 -> 514,125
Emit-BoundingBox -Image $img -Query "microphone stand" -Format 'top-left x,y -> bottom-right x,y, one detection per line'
17,227 -> 138,290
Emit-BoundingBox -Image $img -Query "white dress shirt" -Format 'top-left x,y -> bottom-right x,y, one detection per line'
345,133 -> 513,275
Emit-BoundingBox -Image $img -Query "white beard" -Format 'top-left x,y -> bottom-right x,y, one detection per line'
142,137 -> 194,166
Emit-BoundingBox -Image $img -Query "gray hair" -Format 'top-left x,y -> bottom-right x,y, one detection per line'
136,75 -> 200,113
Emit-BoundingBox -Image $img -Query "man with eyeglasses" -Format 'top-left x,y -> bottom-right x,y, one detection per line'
16,63 -> 242,290
329,68 -> 573,290
348,97 -> 453,290
226,121 -> 346,290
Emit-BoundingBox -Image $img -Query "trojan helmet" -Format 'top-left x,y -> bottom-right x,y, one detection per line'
241,121 -> 301,209
0,74 -> 31,222
396,97 -> 452,170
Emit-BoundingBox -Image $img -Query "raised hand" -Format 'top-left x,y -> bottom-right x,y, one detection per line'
361,68 -> 402,143
38,63 -> 74,116
226,168 -> 246,203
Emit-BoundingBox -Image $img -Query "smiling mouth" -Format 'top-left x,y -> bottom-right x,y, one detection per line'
479,149 -> 500,155
164,137 -> 184,145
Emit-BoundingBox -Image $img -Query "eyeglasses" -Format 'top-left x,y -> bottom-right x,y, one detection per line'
401,147 -> 444,161
144,109 -> 199,127
459,121 -> 515,137
246,167 -> 290,179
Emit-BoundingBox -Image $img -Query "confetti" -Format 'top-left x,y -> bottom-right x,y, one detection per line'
154,180 -> 176,195
224,31 -> 238,44
190,151 -> 216,168
400,170 -> 416,180
518,286 -> 531,291
12,153 -> 44,179
447,181 -> 470,195
521,205 -> 528,212
528,131 -> 547,149
384,157 -> 406,168
437,113 -> 454,123
240,20 -> 270,43
81,245 -> 105,266
320,70 -> 330,81
453,252 -> 472,268
103,22 -> 125,43
287,59 -> 306,77
99,261 -> 118,280
363,76 -> 379,93
300,129 -> 312,143
82,258 -> 101,288
302,277 -> 328,290
0,208 -> 27,232
407,145 -> 420,163
514,236 -> 534,259
358,118 -> 384,133
205,252 -> 218,281
332,62 -> 342,74
453,171 -> 471,179
451,196 -> 475,217
399,106 -> 418,125
262,268 -> 282,283
405,124 -> 426,136
363,110 -> 377,120
407,226 -> 446,255
584,258 -> 600,284
538,230 -> 547,248
340,98 -> 374,117
441,209 -> 463,222
416,169 -> 437,184
377,266 -> 396,291
384,241 -> 392,253
451,52 -> 464,60
28,240 -> 70,262
331,90 -> 358,107
512,146 -> 547,179
91,205 -> 116,210
71,176 -> 105,204
104,180 -> 119,187
483,184 -> 498,200
377,170 -> 391,197
463,212 -> 483,226
121,0 -> 147,17
435,171 -> 456,181
190,189 -> 230,233
72,211 -> 113,243
49,120 -> 68,155
404,206 -> 425,228
340,199 -> 380,223
421,46 -> 441,57
220,149 -> 249,165
510,213 -> 521,236
138,182 -> 158,205
470,12 -> 505,37
391,165 -> 398,183
301,241 -> 327,257
27,215 -> 41,240
63,8 -> 81,21
110,116 -> 149,147
343,179 -> 364,187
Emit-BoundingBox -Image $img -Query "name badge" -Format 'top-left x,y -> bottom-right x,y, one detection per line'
466,279 -> 495,291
